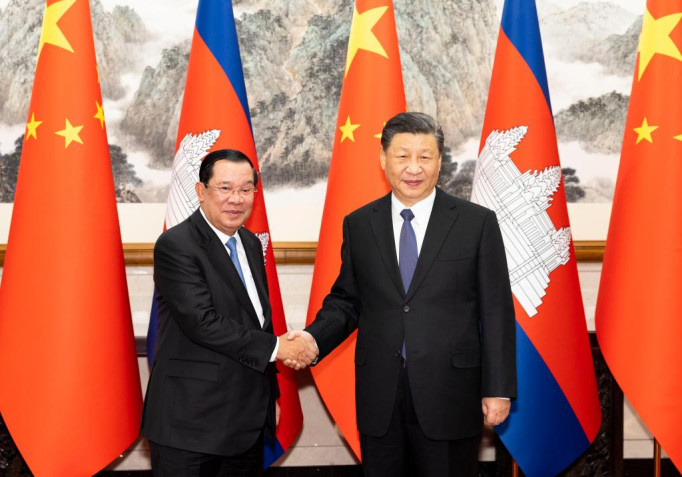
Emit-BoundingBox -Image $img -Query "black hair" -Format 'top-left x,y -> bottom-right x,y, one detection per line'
199,149 -> 259,186
380,112 -> 444,155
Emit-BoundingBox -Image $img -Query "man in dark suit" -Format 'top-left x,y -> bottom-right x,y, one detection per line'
292,112 -> 516,476
141,149 -> 316,477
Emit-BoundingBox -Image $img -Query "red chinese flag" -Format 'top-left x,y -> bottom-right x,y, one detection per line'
305,0 -> 405,459
595,0 -> 682,471
0,1 -> 142,475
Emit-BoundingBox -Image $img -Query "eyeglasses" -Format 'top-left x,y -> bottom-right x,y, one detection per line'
204,184 -> 257,198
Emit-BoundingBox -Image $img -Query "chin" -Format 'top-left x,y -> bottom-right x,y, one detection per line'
400,190 -> 424,200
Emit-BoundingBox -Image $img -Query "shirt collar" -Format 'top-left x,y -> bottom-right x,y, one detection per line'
199,207 -> 241,247
391,188 -> 437,226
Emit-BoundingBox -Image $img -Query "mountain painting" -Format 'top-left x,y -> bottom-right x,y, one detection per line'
0,0 -> 646,238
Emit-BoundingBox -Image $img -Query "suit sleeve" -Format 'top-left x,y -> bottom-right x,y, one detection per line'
154,233 -> 276,373
306,216 -> 363,360
477,210 -> 517,398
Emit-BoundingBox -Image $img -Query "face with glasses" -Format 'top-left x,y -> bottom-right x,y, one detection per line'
195,159 -> 257,236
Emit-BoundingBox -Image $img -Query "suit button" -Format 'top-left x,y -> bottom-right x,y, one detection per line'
403,305 -> 410,313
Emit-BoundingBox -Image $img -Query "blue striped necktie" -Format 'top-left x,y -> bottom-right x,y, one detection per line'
226,237 -> 246,286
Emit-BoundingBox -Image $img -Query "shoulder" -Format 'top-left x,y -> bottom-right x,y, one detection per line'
436,188 -> 495,219
238,225 -> 258,241
156,219 -> 189,246
154,212 -> 205,253
238,226 -> 261,249
345,192 -> 391,222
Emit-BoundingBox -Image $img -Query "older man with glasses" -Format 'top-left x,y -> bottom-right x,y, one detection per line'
141,149 -> 317,476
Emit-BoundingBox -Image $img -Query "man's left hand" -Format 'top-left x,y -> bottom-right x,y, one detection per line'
481,397 -> 511,426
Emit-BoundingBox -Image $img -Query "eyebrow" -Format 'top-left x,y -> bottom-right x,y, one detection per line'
213,180 -> 254,186
393,148 -> 434,153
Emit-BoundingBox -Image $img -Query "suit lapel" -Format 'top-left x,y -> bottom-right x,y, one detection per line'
240,228 -> 272,331
406,188 -> 459,300
190,210 -> 261,327
369,193 -> 405,297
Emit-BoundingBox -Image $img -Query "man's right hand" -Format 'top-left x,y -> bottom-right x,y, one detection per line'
276,330 -> 318,370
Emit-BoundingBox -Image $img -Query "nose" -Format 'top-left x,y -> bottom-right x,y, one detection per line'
227,191 -> 245,203
405,156 -> 421,174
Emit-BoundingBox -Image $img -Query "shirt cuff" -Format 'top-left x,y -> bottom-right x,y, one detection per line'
269,337 -> 280,362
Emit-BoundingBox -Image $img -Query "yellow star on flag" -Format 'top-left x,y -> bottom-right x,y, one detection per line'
25,113 -> 42,141
374,122 -> 387,139
637,9 -> 682,80
339,116 -> 360,143
38,0 -> 77,58
55,118 -> 84,148
674,134 -> 682,142
345,6 -> 389,77
634,118 -> 658,144
94,101 -> 105,129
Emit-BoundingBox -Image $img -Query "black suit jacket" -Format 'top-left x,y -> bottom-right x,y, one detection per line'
307,188 -> 516,440
141,209 -> 278,456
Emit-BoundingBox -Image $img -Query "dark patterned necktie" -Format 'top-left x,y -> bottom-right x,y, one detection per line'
399,209 -> 417,292
399,208 -> 417,360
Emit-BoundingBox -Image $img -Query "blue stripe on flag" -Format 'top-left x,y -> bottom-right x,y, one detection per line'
195,0 -> 252,128
500,0 -> 551,110
262,435 -> 284,469
146,288 -> 159,366
496,324 -> 590,477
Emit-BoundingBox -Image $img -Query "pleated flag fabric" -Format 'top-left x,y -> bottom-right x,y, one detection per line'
471,1 -> 601,475
596,0 -> 682,471
0,0 -> 142,474
145,0 -> 302,466
305,0 -> 406,459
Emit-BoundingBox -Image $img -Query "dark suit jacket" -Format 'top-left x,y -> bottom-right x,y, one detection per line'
307,188 -> 516,440
141,209 -> 278,456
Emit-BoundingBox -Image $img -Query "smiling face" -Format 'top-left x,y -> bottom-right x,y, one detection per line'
380,132 -> 442,207
195,159 -> 255,236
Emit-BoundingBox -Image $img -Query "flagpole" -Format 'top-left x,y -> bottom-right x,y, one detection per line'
512,460 -> 520,477
653,438 -> 661,477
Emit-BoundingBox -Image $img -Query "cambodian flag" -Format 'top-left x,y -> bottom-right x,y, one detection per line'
471,1 -> 601,475
146,0 -> 303,466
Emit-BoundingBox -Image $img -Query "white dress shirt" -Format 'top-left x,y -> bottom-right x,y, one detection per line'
391,188 -> 437,262
199,209 -> 279,361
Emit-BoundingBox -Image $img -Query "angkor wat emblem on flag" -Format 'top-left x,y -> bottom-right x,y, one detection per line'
256,232 -> 270,265
165,130 -> 220,228
471,127 -> 571,317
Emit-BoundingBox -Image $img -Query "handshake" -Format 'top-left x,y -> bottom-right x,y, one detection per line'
276,330 -> 319,370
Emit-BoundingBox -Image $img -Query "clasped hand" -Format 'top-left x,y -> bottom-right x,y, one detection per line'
276,330 -> 318,370
481,397 -> 511,426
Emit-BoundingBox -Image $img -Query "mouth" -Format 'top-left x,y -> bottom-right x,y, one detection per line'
223,210 -> 243,217
403,179 -> 423,187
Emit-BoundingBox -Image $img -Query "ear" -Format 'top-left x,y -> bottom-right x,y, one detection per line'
195,182 -> 205,203
379,148 -> 387,171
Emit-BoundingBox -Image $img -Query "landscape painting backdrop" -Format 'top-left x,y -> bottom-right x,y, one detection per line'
0,0 -> 646,240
